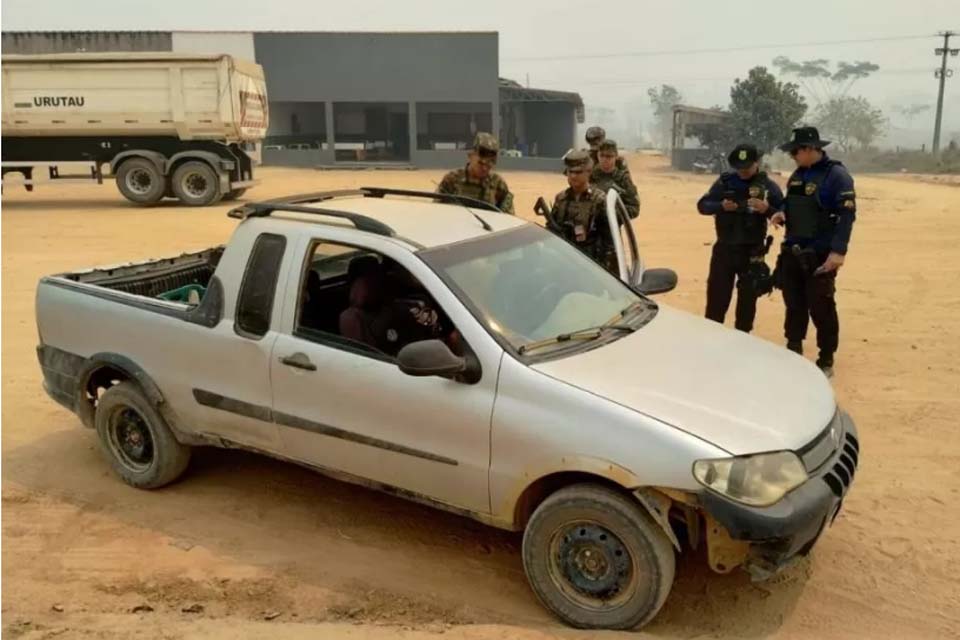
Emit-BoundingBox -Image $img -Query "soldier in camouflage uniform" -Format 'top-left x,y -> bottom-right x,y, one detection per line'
437,132 -> 515,213
549,150 -> 617,275
590,139 -> 640,219
585,125 -> 629,172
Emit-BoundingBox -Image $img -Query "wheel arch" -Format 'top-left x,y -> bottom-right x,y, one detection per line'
75,353 -> 166,429
110,150 -> 167,175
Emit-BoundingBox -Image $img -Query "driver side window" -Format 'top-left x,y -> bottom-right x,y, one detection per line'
296,241 -> 462,360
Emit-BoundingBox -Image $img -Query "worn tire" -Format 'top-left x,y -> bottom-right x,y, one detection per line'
115,157 -> 166,205
94,382 -> 191,489
222,188 -> 247,201
171,160 -> 222,206
522,484 -> 676,630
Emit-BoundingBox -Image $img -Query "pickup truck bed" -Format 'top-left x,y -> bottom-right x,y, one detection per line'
60,247 -> 224,299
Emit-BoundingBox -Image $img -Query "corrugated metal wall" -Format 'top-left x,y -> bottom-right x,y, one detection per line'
1,31 -> 172,54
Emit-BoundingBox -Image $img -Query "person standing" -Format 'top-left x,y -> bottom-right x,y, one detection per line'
773,126 -> 857,377
437,132 -> 515,213
697,144 -> 784,332
549,150 -> 617,275
591,139 -> 640,220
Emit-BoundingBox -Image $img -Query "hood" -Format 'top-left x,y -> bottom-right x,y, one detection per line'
532,305 -> 836,455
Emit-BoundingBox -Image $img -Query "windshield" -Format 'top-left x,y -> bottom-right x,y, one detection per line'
421,225 -> 648,352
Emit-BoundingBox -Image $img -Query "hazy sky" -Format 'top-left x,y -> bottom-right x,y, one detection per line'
4,0 -> 960,138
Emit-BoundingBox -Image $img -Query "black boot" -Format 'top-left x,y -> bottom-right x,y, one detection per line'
787,341 -> 803,355
816,352 -> 834,378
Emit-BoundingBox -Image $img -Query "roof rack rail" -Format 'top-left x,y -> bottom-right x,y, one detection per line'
225,185 -> 504,236
228,200 -> 395,237
359,186 -> 503,213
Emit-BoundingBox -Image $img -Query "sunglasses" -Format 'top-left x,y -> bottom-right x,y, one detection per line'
789,145 -> 813,157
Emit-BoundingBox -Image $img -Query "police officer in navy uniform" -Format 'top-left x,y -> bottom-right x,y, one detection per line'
697,144 -> 784,333
773,126 -> 857,378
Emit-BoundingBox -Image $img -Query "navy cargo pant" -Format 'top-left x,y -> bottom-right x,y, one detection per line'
705,242 -> 762,332
778,246 -> 839,356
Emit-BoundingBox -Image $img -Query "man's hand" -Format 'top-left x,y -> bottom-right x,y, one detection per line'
748,198 -> 769,214
770,211 -> 786,227
815,252 -> 845,275
721,199 -> 739,212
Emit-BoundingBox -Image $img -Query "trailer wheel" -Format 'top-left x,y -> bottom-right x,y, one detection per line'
171,161 -> 222,206
522,484 -> 676,630
116,158 -> 166,205
222,188 -> 247,201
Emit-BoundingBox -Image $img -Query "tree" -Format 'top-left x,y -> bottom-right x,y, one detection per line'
814,96 -> 887,151
772,57 -> 879,107
728,67 -> 807,153
647,84 -> 683,150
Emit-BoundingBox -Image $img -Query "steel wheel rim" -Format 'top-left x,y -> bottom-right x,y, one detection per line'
546,520 -> 638,611
125,168 -> 154,195
107,406 -> 154,472
181,171 -> 210,198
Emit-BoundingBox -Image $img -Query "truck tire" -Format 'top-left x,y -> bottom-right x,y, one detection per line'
116,157 -> 166,205
222,188 -> 247,201
94,382 -> 191,489
522,484 -> 676,630
171,160 -> 222,206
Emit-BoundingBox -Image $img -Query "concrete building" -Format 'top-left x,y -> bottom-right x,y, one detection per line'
670,105 -> 731,170
1,30 -> 583,170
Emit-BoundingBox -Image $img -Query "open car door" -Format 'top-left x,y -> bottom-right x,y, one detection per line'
604,189 -> 678,295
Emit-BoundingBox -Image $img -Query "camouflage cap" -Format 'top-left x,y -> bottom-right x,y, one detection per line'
473,132 -> 499,154
597,139 -> 618,154
585,126 -> 606,145
563,149 -> 593,172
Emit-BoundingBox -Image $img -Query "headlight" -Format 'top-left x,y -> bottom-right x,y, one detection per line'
693,451 -> 807,507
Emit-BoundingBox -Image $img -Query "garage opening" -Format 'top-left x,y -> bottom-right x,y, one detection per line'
333,102 -> 410,163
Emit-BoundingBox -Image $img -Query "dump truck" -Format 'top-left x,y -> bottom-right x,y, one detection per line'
1,52 -> 268,206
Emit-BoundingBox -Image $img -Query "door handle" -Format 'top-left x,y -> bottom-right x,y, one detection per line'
280,352 -> 317,371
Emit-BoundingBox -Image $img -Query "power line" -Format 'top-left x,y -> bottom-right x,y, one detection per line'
503,33 -> 935,63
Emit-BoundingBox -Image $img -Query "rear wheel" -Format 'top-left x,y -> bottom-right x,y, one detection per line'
94,382 -> 191,489
171,161 -> 222,206
522,484 -> 676,630
116,158 -> 166,205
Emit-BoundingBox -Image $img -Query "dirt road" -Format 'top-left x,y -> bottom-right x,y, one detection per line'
3,156 -> 959,639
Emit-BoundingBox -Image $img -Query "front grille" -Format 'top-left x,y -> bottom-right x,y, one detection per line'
823,431 -> 859,498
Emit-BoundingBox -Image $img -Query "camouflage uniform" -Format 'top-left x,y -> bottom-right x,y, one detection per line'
586,125 -> 630,170
437,132 -> 515,214
590,139 -> 640,219
549,150 -> 617,274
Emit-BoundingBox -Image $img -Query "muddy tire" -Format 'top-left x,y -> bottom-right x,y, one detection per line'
116,158 -> 166,205
94,382 -> 191,489
171,161 -> 222,206
522,484 -> 675,630
222,188 -> 247,201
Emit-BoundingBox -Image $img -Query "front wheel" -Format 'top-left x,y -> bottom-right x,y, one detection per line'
522,484 -> 676,630
94,382 -> 191,489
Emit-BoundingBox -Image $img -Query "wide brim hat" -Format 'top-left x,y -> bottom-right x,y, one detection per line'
779,126 -> 831,152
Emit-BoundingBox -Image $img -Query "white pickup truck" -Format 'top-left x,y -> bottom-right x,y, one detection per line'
36,188 -> 858,630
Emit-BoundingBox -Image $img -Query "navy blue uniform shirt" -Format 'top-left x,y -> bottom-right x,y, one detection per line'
697,172 -> 784,216
785,154 -> 857,255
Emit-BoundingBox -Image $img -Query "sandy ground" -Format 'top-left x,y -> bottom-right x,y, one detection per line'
2,155 -> 959,639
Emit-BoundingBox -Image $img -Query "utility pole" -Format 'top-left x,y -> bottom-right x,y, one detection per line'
932,30 -> 958,153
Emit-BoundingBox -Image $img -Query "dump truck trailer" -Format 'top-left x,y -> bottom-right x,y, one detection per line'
1,52 -> 268,206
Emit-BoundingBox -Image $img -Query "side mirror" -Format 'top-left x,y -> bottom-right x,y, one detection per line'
635,268 -> 678,295
397,339 -> 467,378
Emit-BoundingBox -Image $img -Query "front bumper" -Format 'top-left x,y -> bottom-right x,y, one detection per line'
700,410 -> 860,579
